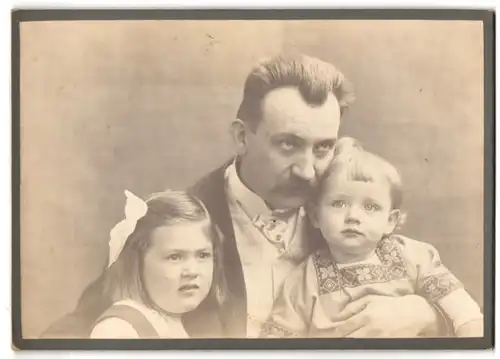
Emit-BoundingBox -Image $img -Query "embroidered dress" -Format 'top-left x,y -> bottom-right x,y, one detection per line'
262,235 -> 483,338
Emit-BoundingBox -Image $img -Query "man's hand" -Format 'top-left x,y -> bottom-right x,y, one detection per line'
332,295 -> 439,338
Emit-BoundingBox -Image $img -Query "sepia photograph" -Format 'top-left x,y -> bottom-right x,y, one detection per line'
12,9 -> 494,350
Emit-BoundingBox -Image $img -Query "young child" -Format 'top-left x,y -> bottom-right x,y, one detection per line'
87,189 -> 226,338
261,137 -> 483,338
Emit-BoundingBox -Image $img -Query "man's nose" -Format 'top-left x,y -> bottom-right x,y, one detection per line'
291,151 -> 316,182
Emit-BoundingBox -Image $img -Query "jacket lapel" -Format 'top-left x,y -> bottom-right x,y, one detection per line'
187,161 -> 248,337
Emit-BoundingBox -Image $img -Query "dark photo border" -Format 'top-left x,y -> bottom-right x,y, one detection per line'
11,8 -> 495,351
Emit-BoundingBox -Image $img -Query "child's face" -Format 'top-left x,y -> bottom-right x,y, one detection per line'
311,177 -> 399,261
142,221 -> 214,314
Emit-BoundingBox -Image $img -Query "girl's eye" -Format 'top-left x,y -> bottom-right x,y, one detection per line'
365,203 -> 381,212
332,200 -> 346,208
198,251 -> 213,260
165,253 -> 182,261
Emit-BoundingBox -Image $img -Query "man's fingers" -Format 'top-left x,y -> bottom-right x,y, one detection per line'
334,311 -> 370,337
329,295 -> 371,322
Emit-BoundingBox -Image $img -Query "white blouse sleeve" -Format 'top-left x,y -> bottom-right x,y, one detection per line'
437,288 -> 483,332
90,318 -> 140,339
395,235 -> 483,334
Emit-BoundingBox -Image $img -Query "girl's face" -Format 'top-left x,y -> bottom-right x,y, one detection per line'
142,221 -> 214,314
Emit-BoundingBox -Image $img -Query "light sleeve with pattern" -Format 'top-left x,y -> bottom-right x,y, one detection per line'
396,235 -> 483,335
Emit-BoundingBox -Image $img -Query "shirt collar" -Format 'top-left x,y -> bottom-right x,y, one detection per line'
225,158 -> 277,220
224,158 -> 308,253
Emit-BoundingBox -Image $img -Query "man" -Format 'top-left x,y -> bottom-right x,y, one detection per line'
183,53 -> 447,338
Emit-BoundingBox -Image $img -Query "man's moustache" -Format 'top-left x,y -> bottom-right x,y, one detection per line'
276,180 -> 316,194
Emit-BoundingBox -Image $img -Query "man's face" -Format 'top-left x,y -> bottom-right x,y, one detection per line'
239,87 -> 341,209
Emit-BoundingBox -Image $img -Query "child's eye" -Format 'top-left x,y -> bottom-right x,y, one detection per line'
198,251 -> 213,260
365,203 -> 381,212
331,200 -> 346,208
165,253 -> 182,261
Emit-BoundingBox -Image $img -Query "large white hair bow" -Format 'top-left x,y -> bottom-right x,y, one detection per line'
108,190 -> 148,267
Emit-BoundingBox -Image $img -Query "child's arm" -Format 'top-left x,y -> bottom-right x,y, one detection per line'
260,258 -> 316,338
437,289 -> 484,337
456,319 -> 484,337
399,236 -> 484,337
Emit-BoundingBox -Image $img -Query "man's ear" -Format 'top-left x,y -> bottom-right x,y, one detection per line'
305,202 -> 320,228
385,209 -> 401,235
230,119 -> 248,156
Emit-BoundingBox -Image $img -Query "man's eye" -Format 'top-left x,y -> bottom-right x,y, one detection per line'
279,139 -> 297,151
313,142 -> 334,159
315,142 -> 334,152
332,200 -> 346,208
365,203 -> 381,212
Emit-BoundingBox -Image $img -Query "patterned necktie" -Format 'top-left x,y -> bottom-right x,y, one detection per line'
252,209 -> 297,247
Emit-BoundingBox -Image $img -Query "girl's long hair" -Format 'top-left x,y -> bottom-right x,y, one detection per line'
66,190 -> 227,335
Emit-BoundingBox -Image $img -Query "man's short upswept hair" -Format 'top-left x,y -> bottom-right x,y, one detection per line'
236,53 -> 356,129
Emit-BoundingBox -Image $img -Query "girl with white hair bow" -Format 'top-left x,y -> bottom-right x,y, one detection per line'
82,189 -> 226,338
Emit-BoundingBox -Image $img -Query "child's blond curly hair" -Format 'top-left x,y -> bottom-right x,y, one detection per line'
319,137 -> 407,231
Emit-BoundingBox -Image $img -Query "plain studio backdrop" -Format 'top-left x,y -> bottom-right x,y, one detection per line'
20,19 -> 484,338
